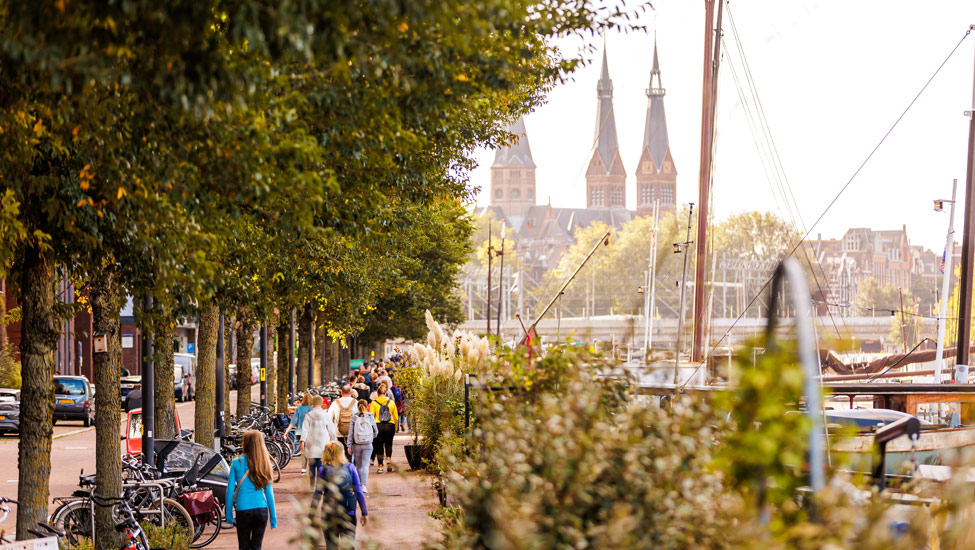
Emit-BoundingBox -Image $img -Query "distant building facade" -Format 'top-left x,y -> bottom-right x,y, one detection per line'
809,226 -> 944,315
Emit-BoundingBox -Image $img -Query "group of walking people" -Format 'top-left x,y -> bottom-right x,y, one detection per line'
226,361 -> 407,549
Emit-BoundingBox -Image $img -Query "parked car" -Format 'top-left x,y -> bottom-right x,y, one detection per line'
174,353 -> 197,402
53,375 -> 94,426
123,407 -> 185,456
0,388 -> 21,435
120,375 -> 141,397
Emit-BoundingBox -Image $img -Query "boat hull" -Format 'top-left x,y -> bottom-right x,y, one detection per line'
831,426 -> 975,474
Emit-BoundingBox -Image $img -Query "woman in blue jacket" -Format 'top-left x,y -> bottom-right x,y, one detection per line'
284,393 -> 314,474
227,430 -> 278,550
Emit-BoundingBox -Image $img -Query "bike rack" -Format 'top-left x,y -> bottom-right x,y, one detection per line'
87,482 -> 167,541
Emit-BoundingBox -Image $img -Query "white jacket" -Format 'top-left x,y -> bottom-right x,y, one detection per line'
300,407 -> 336,459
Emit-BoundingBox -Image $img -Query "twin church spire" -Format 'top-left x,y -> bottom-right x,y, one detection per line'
492,39 -> 676,216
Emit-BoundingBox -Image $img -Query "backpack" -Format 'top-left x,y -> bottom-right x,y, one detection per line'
392,386 -> 402,402
319,464 -> 356,519
337,400 -> 354,437
378,399 -> 393,423
352,413 -> 374,445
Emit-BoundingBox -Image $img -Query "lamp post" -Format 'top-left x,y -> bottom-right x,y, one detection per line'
674,204 -> 695,383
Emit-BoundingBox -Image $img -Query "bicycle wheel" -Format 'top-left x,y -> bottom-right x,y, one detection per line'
50,499 -> 92,546
265,439 -> 284,470
274,436 -> 292,468
190,510 -> 222,548
162,498 -> 195,546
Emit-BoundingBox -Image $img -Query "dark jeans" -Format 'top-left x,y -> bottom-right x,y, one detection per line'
376,423 -> 395,464
338,436 -> 351,459
309,458 -> 323,489
235,507 -> 269,550
324,516 -> 356,550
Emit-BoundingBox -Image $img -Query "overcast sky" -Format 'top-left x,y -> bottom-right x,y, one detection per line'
468,1 -> 975,252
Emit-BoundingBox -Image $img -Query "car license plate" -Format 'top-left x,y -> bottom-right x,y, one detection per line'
58,399 -> 73,404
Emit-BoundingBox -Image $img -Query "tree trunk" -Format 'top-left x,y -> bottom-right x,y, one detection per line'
15,242 -> 57,539
266,312 -> 277,413
235,310 -> 255,419
225,314 -> 234,425
153,302 -> 176,440
314,315 -> 325,386
323,334 -> 334,383
195,304 -> 218,449
90,268 -> 123,550
297,303 -> 312,391
275,319 -> 289,413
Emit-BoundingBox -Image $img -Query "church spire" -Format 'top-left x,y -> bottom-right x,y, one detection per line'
593,45 -> 620,172
492,116 -> 535,168
643,38 -> 670,169
636,38 -> 677,215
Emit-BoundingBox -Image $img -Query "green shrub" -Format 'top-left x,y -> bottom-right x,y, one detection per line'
140,521 -> 190,550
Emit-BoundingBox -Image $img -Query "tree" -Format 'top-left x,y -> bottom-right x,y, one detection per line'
195,304 -> 218,449
235,310 -> 256,420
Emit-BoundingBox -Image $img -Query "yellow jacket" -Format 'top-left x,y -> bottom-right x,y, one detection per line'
369,396 -> 399,426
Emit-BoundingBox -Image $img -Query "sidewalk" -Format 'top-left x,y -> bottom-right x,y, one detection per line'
207,431 -> 439,549
358,433 -> 440,549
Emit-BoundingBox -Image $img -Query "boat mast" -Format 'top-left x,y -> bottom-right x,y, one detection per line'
692,0 -> 725,363
953,29 -> 975,378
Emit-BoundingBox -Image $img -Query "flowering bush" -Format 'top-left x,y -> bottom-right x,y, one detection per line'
409,311 -> 490,460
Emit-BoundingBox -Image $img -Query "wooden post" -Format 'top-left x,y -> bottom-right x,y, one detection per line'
954,37 -> 975,371
691,0 -> 724,363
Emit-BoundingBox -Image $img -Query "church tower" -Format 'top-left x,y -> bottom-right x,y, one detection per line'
636,41 -> 677,216
585,47 -> 626,209
490,116 -> 536,218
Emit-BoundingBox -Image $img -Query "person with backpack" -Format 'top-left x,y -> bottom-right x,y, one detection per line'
327,385 -> 357,459
227,430 -> 278,550
368,381 -> 398,473
312,441 -> 368,549
347,399 -> 378,491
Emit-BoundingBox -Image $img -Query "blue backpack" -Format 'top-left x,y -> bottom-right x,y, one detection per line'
392,386 -> 402,402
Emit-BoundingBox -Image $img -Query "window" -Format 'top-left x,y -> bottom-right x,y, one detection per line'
888,248 -> 900,261
590,187 -> 604,207
640,185 -> 652,205
55,378 -> 86,396
495,188 -> 503,199
610,188 -> 624,207
844,235 -> 859,252
511,188 -> 521,199
528,188 -> 534,199
660,186 -> 674,205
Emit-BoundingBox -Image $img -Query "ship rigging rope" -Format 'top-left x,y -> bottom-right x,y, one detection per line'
701,25 -> 973,365
723,5 -> 845,339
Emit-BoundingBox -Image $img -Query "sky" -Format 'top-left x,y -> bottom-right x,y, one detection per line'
468,1 -> 975,252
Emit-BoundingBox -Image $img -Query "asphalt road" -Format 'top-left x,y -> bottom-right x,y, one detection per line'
0,391 -> 245,533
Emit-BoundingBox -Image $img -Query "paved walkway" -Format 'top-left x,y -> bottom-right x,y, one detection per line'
208,431 -> 439,549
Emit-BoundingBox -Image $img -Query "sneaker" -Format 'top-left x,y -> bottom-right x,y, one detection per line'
377,465 -> 384,474
362,487 -> 369,494
301,468 -> 307,475
386,462 -> 394,472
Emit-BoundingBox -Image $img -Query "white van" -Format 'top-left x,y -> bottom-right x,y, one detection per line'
174,353 -> 197,401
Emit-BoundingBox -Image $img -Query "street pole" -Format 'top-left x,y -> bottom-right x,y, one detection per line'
215,313 -> 225,449
487,222 -> 492,336
935,178 -> 958,383
260,322 -> 268,409
141,294 -> 154,466
288,310 -> 295,398
954,31 -> 975,378
497,222 -> 506,339
320,326 -> 327,385
675,204 -> 695,383
899,288 -> 907,355
646,199 -> 660,358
